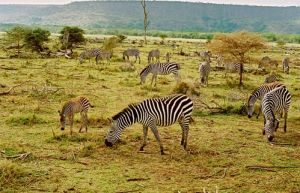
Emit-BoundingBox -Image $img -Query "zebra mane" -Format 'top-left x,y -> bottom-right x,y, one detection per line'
140,65 -> 150,75
112,103 -> 138,120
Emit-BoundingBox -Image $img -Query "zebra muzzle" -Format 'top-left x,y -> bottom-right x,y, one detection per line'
105,139 -> 113,147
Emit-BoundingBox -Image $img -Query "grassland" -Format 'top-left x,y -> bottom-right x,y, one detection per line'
0,35 -> 300,193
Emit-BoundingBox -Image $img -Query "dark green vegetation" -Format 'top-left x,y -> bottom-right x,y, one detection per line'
0,34 -> 300,192
1,1 -> 300,34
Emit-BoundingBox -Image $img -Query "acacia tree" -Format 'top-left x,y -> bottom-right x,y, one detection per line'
141,0 -> 150,44
207,31 -> 265,85
59,26 -> 85,52
24,28 -> 50,52
5,26 -> 29,58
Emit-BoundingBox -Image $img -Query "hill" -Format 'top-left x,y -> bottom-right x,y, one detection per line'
0,1 -> 300,33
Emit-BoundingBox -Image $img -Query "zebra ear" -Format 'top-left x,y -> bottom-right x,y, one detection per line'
107,118 -> 112,123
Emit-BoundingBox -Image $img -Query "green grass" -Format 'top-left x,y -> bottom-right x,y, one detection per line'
0,35 -> 299,193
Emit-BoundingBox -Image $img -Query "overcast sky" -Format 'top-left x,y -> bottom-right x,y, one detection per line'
0,0 -> 299,7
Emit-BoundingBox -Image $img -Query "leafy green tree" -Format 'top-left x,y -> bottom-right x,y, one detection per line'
59,26 -> 85,51
5,26 -> 29,57
24,28 -> 50,52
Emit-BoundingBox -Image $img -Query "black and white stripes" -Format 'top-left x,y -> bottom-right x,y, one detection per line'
261,86 -> 291,141
140,62 -> 181,86
282,57 -> 289,74
199,60 -> 211,85
123,48 -> 141,63
105,94 -> 194,154
79,48 -> 101,64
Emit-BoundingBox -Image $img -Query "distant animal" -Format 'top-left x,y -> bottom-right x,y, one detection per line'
58,96 -> 93,135
258,56 -> 278,68
262,86 -> 291,141
148,49 -> 160,63
199,60 -> 211,86
264,74 -> 279,83
247,82 -> 284,119
140,62 -> 181,87
224,63 -> 243,77
216,54 -> 224,67
96,51 -> 112,64
79,48 -> 101,64
123,48 -> 140,64
105,94 -> 194,155
282,57 -> 289,74
200,51 -> 211,61
166,52 -> 171,62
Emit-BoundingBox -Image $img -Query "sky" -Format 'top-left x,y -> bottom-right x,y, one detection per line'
0,0 -> 300,7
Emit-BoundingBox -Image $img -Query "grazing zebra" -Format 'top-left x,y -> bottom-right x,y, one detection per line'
58,96 -> 93,135
224,63 -> 243,77
258,56 -> 278,68
96,51 -> 112,64
264,74 -> 279,83
282,57 -> 290,74
166,52 -> 171,62
247,82 -> 284,119
79,48 -> 101,64
140,62 -> 181,87
262,86 -> 291,141
123,48 -> 140,64
199,60 -> 211,85
148,49 -> 160,63
105,94 -> 194,155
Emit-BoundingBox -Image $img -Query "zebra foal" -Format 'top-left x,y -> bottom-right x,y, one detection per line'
148,49 -> 160,63
58,96 -> 93,135
123,48 -> 140,64
282,57 -> 289,74
262,86 -> 291,141
105,94 -> 194,155
247,82 -> 284,119
140,62 -> 181,87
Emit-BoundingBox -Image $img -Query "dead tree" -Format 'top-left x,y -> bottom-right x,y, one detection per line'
141,0 -> 150,44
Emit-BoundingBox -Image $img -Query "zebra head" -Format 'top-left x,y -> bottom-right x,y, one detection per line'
58,110 -> 66,130
105,120 -> 122,147
264,118 -> 279,142
140,67 -> 149,85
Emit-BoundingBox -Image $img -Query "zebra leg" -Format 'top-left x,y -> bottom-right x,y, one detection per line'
180,116 -> 190,149
283,109 -> 288,133
262,116 -> 266,135
154,75 -> 158,87
138,56 -> 141,64
69,114 -> 74,135
256,105 -> 262,119
150,126 -> 165,155
140,126 -> 148,151
79,112 -> 84,133
151,74 -> 155,86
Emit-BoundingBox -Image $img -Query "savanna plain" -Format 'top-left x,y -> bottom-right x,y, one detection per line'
0,35 -> 299,193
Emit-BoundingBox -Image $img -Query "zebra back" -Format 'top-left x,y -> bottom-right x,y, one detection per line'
61,96 -> 91,116
124,48 -> 140,57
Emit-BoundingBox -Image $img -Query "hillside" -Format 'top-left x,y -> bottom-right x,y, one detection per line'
0,1 -> 300,33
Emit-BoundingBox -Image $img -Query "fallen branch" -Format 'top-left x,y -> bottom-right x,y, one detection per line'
245,165 -> 300,172
3,152 -> 31,160
127,178 -> 150,182
0,65 -> 18,70
115,189 -> 140,193
0,80 -> 30,96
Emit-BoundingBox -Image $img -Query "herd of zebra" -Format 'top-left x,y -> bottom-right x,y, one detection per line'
57,47 -> 293,154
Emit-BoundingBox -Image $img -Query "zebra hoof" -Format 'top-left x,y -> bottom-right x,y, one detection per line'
160,150 -> 165,155
139,146 -> 144,151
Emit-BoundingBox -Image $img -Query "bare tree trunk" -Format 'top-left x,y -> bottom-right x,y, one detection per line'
141,0 -> 150,44
239,63 -> 244,85
17,40 -> 20,58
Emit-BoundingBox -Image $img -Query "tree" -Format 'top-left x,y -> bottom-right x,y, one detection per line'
207,31 -> 265,85
141,0 -> 150,44
59,26 -> 85,51
5,26 -> 29,58
24,28 -> 50,52
102,36 -> 119,53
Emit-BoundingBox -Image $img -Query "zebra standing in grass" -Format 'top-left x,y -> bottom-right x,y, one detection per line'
123,48 -> 140,64
199,57 -> 211,86
58,96 -> 93,135
247,82 -> 284,119
166,52 -> 171,62
105,94 -> 194,155
200,51 -> 211,61
282,57 -> 290,74
264,74 -> 279,83
224,63 -> 243,77
148,49 -> 160,63
96,51 -> 112,64
140,62 -> 181,87
262,86 -> 291,141
79,48 -> 101,64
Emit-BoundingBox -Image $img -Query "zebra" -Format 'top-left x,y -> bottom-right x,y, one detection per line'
123,48 -> 140,64
282,57 -> 289,74
264,74 -> 279,83
224,63 -> 243,77
148,49 -> 160,63
258,56 -> 278,68
140,62 -> 181,87
104,94 -> 194,155
247,82 -> 284,119
200,51 -> 211,62
166,52 -> 171,62
58,96 -> 93,135
262,86 -> 291,141
199,60 -> 211,85
96,51 -> 112,64
79,48 -> 101,64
